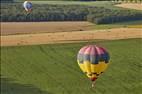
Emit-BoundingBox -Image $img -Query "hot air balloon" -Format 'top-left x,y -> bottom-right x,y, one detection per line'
77,45 -> 110,87
23,1 -> 32,13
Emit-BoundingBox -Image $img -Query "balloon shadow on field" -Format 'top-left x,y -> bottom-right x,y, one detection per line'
0,77 -> 52,94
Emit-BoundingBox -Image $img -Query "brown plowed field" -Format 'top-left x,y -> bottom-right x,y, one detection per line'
1,22 -> 95,35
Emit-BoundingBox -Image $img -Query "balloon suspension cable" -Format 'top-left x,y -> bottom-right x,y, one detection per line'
26,11 -> 30,15
26,9 -> 32,14
90,77 -> 97,88
92,81 -> 96,88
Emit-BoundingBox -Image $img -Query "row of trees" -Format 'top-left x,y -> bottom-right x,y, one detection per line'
87,11 -> 142,24
1,3 -> 142,24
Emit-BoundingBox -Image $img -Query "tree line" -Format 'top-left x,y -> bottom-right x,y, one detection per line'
1,3 -> 142,24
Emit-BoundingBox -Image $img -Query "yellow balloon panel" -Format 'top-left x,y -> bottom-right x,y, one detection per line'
78,61 -> 108,79
77,60 -> 86,72
91,62 -> 108,74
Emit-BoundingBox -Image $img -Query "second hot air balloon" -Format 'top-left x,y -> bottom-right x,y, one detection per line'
23,1 -> 32,13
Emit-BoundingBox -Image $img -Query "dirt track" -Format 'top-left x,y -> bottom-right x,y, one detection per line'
115,3 -> 142,10
1,28 -> 142,46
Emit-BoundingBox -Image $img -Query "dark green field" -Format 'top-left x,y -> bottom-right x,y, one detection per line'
1,38 -> 142,94
1,1 -> 142,24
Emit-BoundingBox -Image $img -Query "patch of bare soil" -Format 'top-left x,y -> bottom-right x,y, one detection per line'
1,22 -> 95,35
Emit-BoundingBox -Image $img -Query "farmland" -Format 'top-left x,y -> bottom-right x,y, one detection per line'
1,1 -> 142,24
1,38 -> 142,94
1,22 -> 95,35
1,27 -> 141,46
1,20 -> 142,35
115,3 -> 142,10
1,1 -> 142,94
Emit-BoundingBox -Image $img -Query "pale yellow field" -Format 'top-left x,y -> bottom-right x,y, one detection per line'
115,3 -> 142,10
1,27 -> 142,46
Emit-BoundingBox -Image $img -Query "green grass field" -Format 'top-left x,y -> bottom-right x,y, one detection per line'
16,1 -> 112,7
16,1 -> 125,10
22,1 -> 121,10
1,38 -> 142,94
16,0 -> 141,10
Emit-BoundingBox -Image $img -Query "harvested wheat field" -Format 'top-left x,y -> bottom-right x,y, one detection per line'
1,22 -> 95,35
1,27 -> 142,46
115,3 -> 142,10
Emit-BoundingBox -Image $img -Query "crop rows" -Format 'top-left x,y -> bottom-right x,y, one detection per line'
1,2 -> 142,24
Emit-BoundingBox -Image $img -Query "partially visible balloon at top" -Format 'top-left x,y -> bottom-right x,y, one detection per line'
23,1 -> 32,12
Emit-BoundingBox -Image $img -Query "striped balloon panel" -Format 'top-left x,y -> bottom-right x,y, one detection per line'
77,45 -> 110,64
26,2 -> 32,9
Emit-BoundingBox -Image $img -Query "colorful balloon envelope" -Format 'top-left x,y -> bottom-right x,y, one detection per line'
77,45 -> 110,81
23,1 -> 32,12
